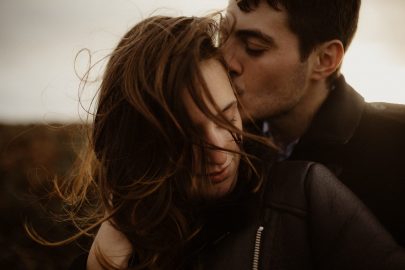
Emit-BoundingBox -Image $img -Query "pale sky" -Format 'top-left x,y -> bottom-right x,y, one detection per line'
0,0 -> 404,123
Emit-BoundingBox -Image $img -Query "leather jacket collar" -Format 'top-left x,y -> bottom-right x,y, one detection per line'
299,75 -> 365,146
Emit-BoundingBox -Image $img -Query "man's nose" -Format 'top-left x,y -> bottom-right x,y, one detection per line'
223,41 -> 243,78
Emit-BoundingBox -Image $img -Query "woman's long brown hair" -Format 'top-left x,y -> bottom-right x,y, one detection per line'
27,15 -> 277,269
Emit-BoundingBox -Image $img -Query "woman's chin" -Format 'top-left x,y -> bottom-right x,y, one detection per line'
207,175 -> 237,199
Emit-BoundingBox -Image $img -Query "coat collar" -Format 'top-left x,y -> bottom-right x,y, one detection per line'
298,75 -> 365,145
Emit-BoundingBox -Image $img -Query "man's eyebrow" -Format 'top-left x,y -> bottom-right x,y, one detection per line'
235,29 -> 275,45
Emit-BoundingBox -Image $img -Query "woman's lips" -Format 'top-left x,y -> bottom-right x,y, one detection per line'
208,164 -> 230,184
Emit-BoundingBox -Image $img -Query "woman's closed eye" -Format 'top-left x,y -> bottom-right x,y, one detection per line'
229,116 -> 237,123
223,104 -> 239,125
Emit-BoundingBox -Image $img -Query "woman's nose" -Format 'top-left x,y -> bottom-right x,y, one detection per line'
207,147 -> 228,165
205,129 -> 228,165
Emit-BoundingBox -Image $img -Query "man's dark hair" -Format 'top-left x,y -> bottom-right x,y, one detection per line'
237,0 -> 361,60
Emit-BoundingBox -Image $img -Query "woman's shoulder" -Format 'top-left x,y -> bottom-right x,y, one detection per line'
264,161 -> 331,215
264,161 -> 405,269
263,160 -> 379,221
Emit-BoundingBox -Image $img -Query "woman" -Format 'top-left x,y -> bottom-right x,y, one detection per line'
55,15 -> 405,269
65,15 -> 272,269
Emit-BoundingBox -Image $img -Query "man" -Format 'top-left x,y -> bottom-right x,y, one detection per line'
224,0 -> 405,246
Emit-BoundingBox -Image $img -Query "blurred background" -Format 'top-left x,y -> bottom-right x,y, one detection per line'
0,0 -> 404,269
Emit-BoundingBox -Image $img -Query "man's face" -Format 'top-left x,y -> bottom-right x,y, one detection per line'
224,0 -> 312,121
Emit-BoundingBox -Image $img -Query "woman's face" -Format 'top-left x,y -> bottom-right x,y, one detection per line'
183,59 -> 242,198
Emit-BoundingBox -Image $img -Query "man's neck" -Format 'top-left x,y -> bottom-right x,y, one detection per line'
268,81 -> 330,148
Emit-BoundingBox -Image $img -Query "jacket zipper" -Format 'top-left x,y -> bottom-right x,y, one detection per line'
252,226 -> 264,270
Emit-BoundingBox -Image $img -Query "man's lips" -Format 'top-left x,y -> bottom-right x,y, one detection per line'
234,84 -> 244,96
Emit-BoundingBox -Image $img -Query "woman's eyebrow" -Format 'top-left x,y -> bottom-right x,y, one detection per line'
193,101 -> 237,129
222,101 -> 237,113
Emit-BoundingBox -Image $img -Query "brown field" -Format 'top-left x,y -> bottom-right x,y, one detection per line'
0,123 -> 91,269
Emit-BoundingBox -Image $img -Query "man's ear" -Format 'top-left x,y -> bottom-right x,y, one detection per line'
310,40 -> 344,80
